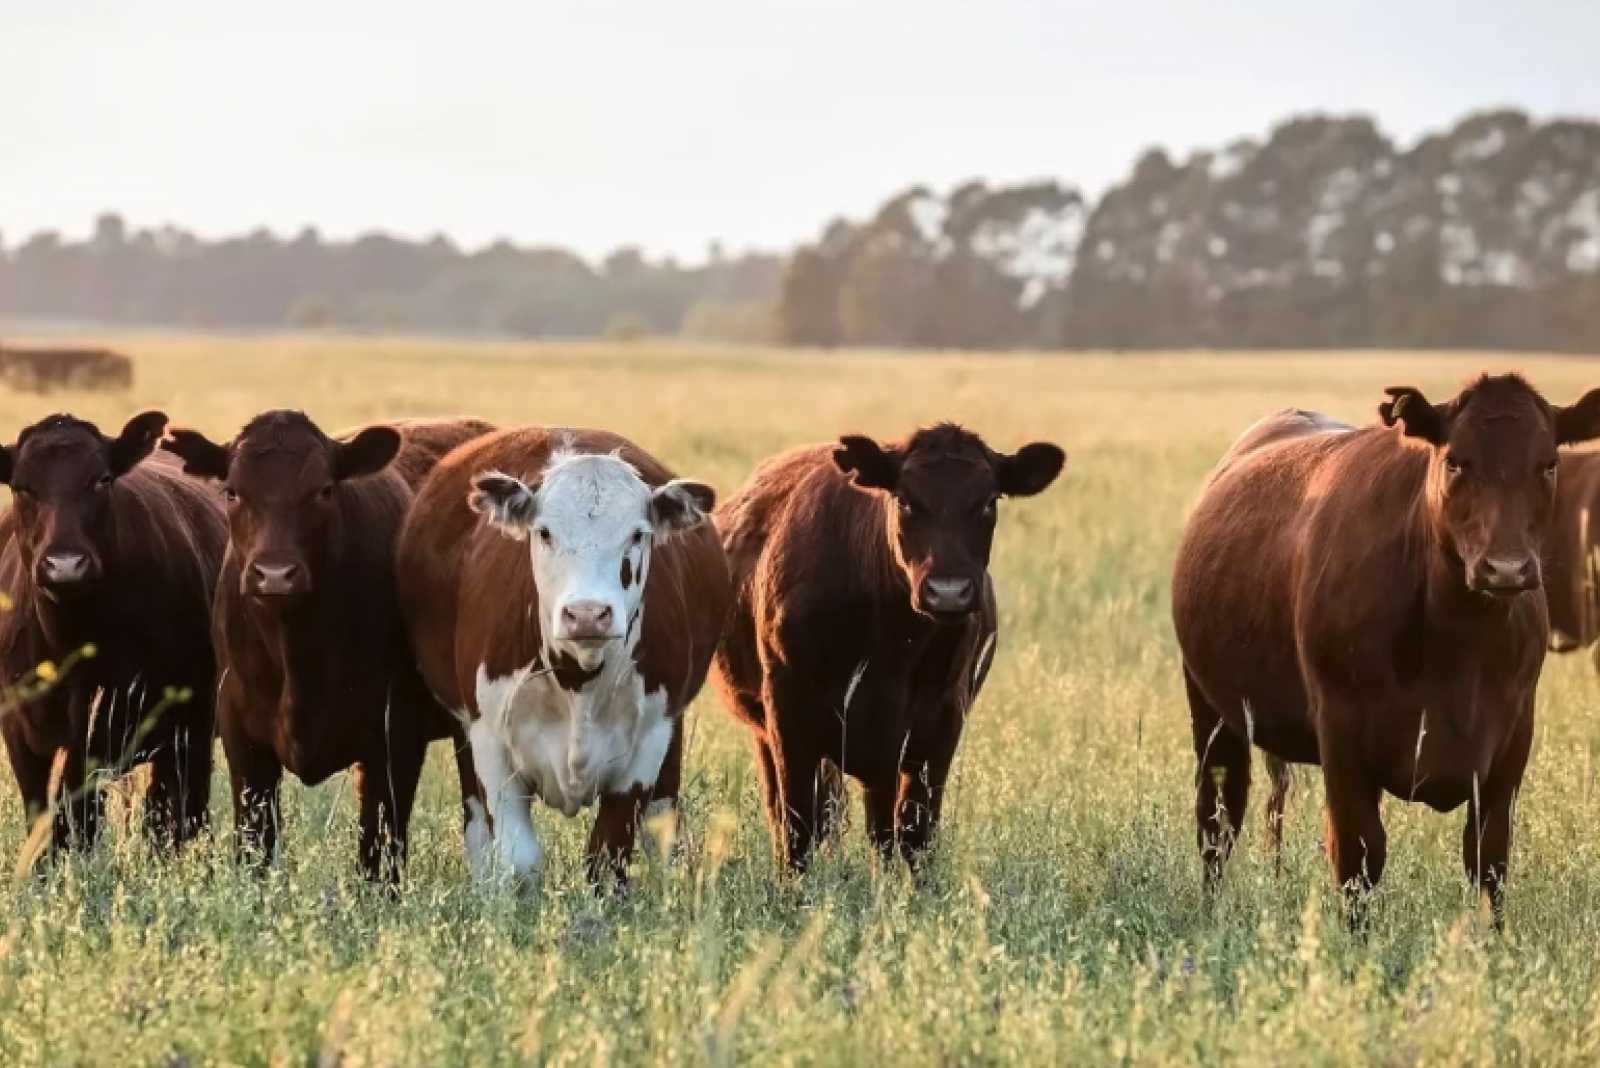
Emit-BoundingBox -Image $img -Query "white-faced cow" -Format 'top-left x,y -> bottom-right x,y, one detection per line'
1,412 -> 225,855
397,427 -> 732,887
162,412 -> 494,882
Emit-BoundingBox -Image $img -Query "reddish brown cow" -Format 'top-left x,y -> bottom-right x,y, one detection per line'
162,412 -> 494,881
1173,375 -> 1600,925
1,412 -> 225,854
711,424 -> 1064,872
1544,449 -> 1600,661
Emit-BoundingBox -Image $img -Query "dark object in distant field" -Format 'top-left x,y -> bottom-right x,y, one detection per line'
0,346 -> 134,392
1172,375 -> 1600,928
711,423 -> 1064,874
0,411 -> 225,859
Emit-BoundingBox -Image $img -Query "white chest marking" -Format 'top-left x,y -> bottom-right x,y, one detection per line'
466,654 -> 673,881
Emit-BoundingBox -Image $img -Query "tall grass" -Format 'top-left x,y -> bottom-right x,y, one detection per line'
3,335 -> 1600,1064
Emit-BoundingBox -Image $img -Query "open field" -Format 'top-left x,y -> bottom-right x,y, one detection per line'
5,334 -> 1600,1065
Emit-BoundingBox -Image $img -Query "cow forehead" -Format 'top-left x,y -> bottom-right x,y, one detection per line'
1452,397 -> 1554,455
900,452 -> 996,500
16,428 -> 106,478
539,454 -> 651,532
234,429 -> 332,487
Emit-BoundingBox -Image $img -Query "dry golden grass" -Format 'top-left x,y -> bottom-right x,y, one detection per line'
3,333 -> 1600,1065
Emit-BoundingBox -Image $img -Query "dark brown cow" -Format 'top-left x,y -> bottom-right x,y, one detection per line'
162,412 -> 493,881
711,424 -> 1064,872
1173,375 -> 1600,925
1544,449 -> 1600,660
1,412 -> 224,854
397,428 -> 731,887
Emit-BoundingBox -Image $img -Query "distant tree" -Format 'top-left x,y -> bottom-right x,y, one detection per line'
604,311 -> 652,341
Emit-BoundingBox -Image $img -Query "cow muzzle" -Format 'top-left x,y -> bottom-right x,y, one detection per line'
37,551 -> 96,590
918,575 -> 978,618
1469,554 -> 1541,596
245,558 -> 311,599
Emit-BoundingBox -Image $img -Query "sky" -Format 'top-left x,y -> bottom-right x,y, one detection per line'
3,0 -> 1598,264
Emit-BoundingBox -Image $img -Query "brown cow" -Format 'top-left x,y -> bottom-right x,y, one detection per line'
397,428 -> 731,887
162,412 -> 493,881
1172,375 -> 1600,926
1544,449 -> 1600,660
711,424 -> 1064,873
1,412 -> 224,854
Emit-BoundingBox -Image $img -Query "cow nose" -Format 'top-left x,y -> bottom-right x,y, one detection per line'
921,576 -> 976,613
40,552 -> 90,585
1473,555 -> 1540,593
560,601 -> 615,639
249,561 -> 303,596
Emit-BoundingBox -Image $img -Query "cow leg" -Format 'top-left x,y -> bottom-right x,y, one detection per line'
1319,737 -> 1385,930
1264,755 -> 1292,874
144,724 -> 214,850
760,668 -> 829,873
448,720 -> 492,870
1187,668 -> 1251,891
751,732 -> 784,848
861,777 -> 899,858
226,737 -> 283,872
466,718 -> 542,883
53,739 -> 105,851
356,726 -> 427,885
586,786 -> 649,891
815,759 -> 849,845
1463,718 -> 1531,930
897,732 -> 960,870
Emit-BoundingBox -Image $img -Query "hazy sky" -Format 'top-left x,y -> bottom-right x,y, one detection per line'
4,1 -> 1597,262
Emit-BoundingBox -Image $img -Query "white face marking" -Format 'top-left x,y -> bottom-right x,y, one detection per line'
469,451 -> 712,673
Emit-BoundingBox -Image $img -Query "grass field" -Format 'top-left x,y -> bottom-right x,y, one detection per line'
5,334 -> 1600,1066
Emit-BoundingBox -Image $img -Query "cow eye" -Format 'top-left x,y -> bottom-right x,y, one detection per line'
897,497 -> 916,517
1544,460 -> 1559,479
11,486 -> 33,502
631,530 -> 646,546
223,486 -> 239,504
980,497 -> 998,518
94,473 -> 113,491
1443,455 -> 1463,475
536,526 -> 553,545
317,484 -> 336,501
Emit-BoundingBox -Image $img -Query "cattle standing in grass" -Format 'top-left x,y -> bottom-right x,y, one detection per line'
0,412 -> 224,854
397,428 -> 731,887
1172,375 -> 1600,926
711,424 -> 1065,873
162,412 -> 493,881
1543,450 -> 1600,662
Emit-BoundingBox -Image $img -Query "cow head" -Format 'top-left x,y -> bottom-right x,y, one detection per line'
833,423 -> 1064,620
469,450 -> 714,672
163,411 -> 399,602
1381,374 -> 1600,596
0,411 -> 167,595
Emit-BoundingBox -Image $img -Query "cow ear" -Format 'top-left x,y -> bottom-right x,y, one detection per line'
651,479 -> 715,534
161,427 -> 231,480
996,442 -> 1065,497
468,471 -> 538,539
333,426 -> 401,481
1555,388 -> 1600,446
1379,386 -> 1450,445
107,410 -> 169,477
833,435 -> 902,491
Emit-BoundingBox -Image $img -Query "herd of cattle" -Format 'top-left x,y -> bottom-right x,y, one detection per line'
3,371 -> 1600,926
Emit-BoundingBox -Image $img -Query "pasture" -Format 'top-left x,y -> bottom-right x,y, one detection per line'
4,334 -> 1600,1066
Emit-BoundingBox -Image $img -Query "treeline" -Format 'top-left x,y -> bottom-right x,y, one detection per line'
0,221 -> 783,341
782,110 -> 1600,352
4,109 -> 1600,352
